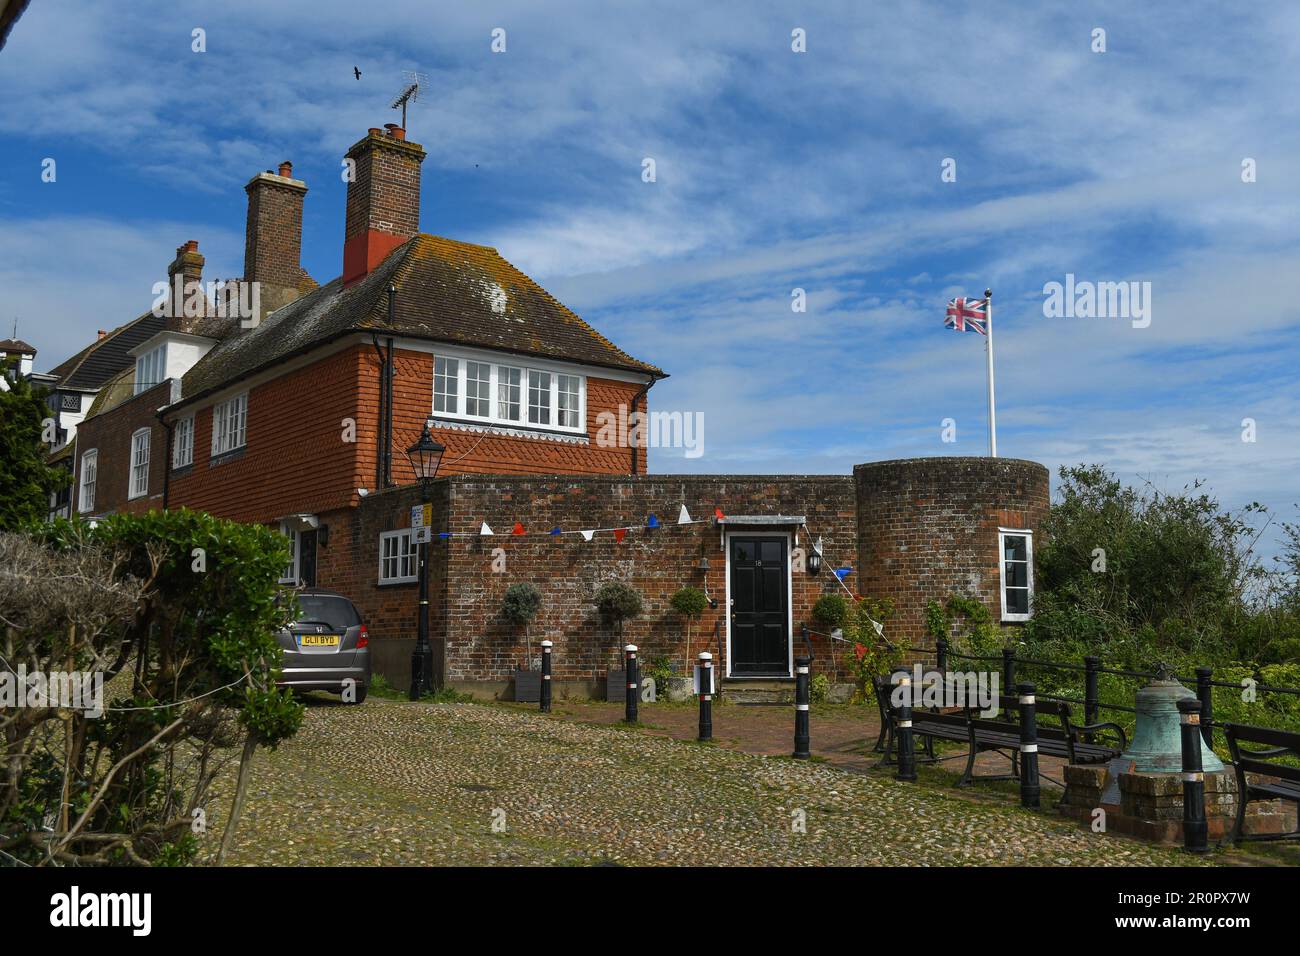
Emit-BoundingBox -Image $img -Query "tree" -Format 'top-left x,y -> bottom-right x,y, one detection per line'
502,582 -> 543,668
594,581 -> 642,665
1,511 -> 303,866
0,376 -> 68,530
669,586 -> 708,663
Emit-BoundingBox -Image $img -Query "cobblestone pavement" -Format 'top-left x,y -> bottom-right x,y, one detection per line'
218,697 -> 1209,867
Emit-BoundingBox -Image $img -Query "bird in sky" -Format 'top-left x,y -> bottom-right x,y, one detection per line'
353,66 -> 361,80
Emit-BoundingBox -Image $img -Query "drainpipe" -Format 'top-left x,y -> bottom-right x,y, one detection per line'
629,378 -> 652,475
370,332 -> 388,491
156,408 -> 173,509
384,336 -> 394,487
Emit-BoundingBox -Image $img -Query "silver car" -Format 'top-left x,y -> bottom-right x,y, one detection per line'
275,589 -> 371,703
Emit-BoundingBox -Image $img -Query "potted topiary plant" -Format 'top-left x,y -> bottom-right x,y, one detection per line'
503,582 -> 543,702
593,580 -> 643,702
670,586 -> 709,667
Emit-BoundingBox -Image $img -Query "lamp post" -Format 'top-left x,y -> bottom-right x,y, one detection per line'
405,417 -> 445,700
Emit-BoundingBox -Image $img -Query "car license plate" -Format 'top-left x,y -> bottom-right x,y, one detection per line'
299,633 -> 339,647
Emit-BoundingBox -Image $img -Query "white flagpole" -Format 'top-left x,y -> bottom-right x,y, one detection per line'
984,287 -> 997,457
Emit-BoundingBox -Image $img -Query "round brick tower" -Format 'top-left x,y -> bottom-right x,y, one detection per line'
853,457 -> 1050,652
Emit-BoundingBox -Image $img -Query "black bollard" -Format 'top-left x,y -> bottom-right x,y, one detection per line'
624,644 -> 638,724
1178,698 -> 1209,853
1196,667 -> 1215,748
539,640 -> 552,713
1083,656 -> 1101,743
697,651 -> 713,741
935,636 -> 949,673
793,656 -> 811,759
892,666 -> 917,781
1017,682 -> 1040,808
1001,648 -> 1016,707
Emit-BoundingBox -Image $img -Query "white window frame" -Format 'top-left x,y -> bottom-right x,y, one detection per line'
998,529 -> 1034,622
430,348 -> 587,434
128,428 -> 151,499
279,522 -> 300,585
378,529 -> 418,584
172,416 -> 194,469
135,344 -> 165,395
210,392 -> 248,457
78,450 -> 97,514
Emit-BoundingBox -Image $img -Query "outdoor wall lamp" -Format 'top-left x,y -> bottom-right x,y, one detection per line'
808,536 -> 823,575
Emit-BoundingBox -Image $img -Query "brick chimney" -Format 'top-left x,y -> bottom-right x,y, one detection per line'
342,126 -> 426,286
166,240 -> 204,332
244,161 -> 308,313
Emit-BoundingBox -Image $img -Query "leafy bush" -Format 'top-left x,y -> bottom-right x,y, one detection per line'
809,672 -> 830,704
669,586 -> 708,663
841,596 -> 901,689
1,511 -> 302,865
503,582 -> 543,668
812,594 -> 850,630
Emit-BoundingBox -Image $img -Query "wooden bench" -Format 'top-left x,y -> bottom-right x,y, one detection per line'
1223,722 -> 1300,844
875,676 -> 1126,790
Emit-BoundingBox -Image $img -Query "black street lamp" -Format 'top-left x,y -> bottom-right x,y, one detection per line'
405,416 -> 445,700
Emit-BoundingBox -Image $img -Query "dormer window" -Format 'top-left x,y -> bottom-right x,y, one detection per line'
135,344 -> 166,395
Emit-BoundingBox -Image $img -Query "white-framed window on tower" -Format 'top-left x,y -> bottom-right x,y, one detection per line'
998,529 -> 1034,622
378,529 -> 417,584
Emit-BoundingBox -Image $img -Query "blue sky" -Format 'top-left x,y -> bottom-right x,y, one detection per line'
2,1 -> 1298,559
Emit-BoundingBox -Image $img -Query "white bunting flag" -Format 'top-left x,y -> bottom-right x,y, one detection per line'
480,522 -> 494,536
678,504 -> 692,524
580,530 -> 595,542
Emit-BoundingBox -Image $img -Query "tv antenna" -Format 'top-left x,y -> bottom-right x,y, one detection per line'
391,71 -> 427,129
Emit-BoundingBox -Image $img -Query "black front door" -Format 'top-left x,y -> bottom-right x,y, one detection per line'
729,536 -> 789,675
298,529 -> 318,588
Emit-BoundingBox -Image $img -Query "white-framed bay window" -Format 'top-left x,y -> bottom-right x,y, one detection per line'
172,415 -> 194,469
998,529 -> 1034,622
430,349 -> 586,434
78,449 -> 97,514
210,392 -> 248,456
128,428 -> 151,499
378,529 -> 417,584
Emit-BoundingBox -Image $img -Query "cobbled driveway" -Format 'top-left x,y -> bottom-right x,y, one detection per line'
220,698 -> 1206,866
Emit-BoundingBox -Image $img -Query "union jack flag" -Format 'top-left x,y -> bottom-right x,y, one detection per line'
945,296 -> 987,334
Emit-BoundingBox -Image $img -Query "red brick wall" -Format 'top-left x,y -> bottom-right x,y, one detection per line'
333,474 -> 858,690
71,381 -> 172,516
854,457 -> 1050,652
169,346 -> 370,523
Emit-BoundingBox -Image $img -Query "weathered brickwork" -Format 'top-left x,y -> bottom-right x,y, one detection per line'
70,381 -> 173,516
854,457 -> 1051,652
337,474 -> 859,691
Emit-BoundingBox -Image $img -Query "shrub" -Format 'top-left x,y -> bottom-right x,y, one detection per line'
669,586 -> 709,663
812,594 -> 850,631
594,581 -> 644,666
503,582 -> 543,668
1,511 -> 303,865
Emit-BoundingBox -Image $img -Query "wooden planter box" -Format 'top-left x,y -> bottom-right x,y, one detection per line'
514,669 -> 541,703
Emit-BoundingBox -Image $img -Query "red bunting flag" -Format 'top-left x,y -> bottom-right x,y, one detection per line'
714,507 -> 725,521
614,528 -> 627,543
512,522 -> 525,536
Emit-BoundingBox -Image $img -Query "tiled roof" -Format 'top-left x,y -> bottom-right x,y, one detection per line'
0,339 -> 35,353
178,234 -> 664,405
46,313 -> 166,391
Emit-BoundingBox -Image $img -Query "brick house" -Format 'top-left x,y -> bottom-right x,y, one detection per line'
53,122 -> 1050,697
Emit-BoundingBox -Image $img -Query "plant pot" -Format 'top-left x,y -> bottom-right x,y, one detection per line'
664,676 -> 693,703
514,669 -> 541,703
606,669 -> 626,703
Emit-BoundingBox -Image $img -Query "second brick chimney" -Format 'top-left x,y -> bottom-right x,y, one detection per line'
166,240 -> 204,332
244,161 -> 309,313
342,126 -> 426,286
